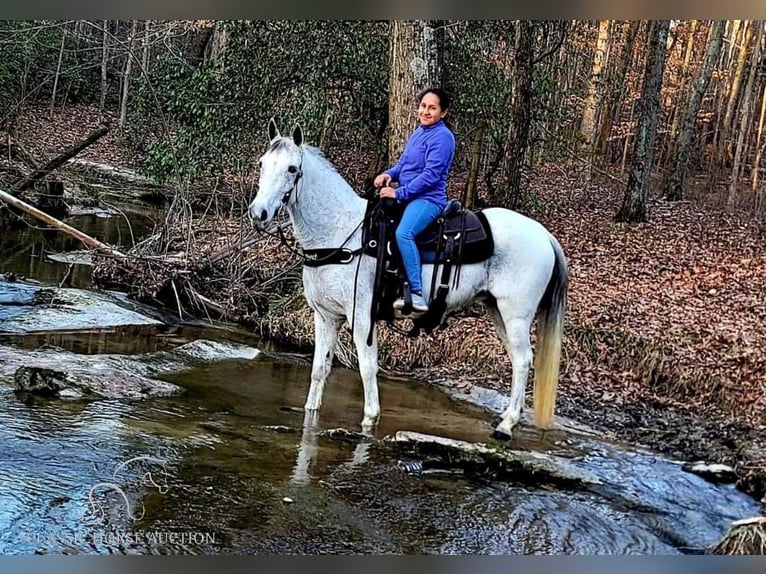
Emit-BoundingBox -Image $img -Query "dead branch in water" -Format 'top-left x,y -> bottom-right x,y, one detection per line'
0,189 -> 125,258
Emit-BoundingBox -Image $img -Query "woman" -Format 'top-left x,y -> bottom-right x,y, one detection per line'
374,87 -> 456,313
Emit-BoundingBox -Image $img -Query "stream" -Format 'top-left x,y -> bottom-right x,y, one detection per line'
0,205 -> 761,555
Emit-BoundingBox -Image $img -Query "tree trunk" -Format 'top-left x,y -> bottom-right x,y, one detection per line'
464,119 -> 485,209
10,126 -> 111,193
119,20 -> 138,127
751,77 -> 766,197
0,190 -> 125,258
666,20 -> 725,201
616,20 -> 670,223
387,20 -> 443,161
580,20 -> 610,152
719,20 -> 752,169
142,20 -> 151,72
50,25 -> 67,121
208,21 -> 229,65
728,21 -> 763,207
100,20 -> 109,112
500,21 -> 534,209
597,20 -> 640,162
665,20 -> 698,165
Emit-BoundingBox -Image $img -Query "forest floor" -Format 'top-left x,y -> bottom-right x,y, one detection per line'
4,103 -> 766,508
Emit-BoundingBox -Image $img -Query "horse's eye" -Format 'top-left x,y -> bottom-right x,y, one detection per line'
288,166 -> 297,173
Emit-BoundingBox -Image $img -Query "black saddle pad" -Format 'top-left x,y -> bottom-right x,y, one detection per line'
362,199 -> 494,265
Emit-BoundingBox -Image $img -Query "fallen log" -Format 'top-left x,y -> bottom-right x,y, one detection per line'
0,189 -> 125,258
10,125 -> 110,193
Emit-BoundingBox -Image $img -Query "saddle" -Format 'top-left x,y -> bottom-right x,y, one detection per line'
361,197 -> 495,340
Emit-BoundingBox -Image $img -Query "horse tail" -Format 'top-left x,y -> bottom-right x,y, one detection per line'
533,236 -> 568,429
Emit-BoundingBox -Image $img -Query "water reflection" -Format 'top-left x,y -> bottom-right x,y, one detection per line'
0,349 -> 761,555
0,207 -> 157,288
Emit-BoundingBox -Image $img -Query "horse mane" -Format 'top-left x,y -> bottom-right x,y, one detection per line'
302,144 -> 342,178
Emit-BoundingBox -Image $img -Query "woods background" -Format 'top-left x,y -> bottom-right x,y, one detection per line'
1,20 -> 765,499
2,20 -> 766,214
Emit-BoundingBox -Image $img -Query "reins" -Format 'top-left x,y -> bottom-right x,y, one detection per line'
254,147 -> 390,347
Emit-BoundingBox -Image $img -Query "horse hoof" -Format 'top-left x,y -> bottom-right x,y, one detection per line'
491,429 -> 511,441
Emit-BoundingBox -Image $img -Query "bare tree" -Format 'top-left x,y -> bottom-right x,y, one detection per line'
616,20 -> 670,223
752,66 -> 766,202
664,20 -> 698,167
119,20 -> 138,127
500,20 -> 534,209
718,21 -> 752,169
100,20 -> 109,112
597,20 -> 640,162
729,21 -> 763,207
666,20 -> 725,201
50,23 -> 67,120
580,20 -> 610,151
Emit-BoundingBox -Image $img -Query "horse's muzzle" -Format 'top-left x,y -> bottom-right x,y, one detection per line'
248,205 -> 270,229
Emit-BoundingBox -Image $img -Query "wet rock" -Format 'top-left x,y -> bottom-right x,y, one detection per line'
173,340 -> 261,361
0,280 -> 162,333
682,461 -> 738,484
397,459 -> 424,475
13,367 -> 89,398
386,430 -> 603,488
260,425 -> 299,434
13,363 -> 181,400
1,338 -> 262,401
318,428 -> 370,444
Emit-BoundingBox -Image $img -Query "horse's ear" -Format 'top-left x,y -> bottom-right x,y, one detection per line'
268,117 -> 280,142
291,124 -> 303,147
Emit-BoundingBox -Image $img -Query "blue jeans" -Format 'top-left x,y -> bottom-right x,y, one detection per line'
395,198 -> 443,295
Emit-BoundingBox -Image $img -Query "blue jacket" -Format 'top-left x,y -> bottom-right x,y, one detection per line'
385,120 -> 455,209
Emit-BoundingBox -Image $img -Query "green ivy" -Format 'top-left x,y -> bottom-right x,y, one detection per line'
127,21 -> 388,184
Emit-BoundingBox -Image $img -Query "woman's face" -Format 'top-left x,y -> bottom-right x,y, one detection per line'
418,92 -> 445,127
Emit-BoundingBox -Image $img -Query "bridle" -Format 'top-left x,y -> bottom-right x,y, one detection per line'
280,150 -> 303,206
257,148 -> 366,267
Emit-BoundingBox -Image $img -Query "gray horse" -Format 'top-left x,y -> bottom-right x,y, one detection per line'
249,120 -> 568,438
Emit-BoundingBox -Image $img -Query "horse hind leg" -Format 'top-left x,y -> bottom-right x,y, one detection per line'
488,299 -> 533,439
305,312 -> 342,412
351,319 -> 380,432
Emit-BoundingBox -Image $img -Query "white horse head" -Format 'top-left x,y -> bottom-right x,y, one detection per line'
249,118 -> 305,229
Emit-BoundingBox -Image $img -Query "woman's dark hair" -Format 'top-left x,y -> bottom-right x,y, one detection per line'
417,87 -> 451,112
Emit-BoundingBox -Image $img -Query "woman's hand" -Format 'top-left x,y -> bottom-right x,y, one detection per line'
374,173 -> 392,187
378,186 -> 396,199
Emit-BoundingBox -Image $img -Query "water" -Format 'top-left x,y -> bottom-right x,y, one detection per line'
0,205 -> 157,288
1,355 -> 758,555
0,202 -> 761,554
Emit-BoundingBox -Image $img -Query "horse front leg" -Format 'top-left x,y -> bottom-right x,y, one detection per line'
304,311 -> 342,413
351,316 -> 380,432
